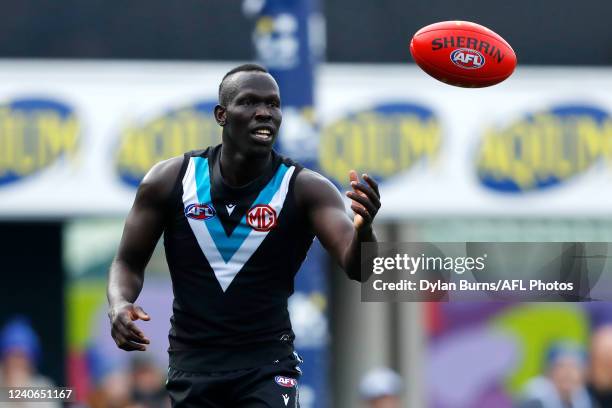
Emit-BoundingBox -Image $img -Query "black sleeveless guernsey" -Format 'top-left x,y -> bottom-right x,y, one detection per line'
163,145 -> 315,372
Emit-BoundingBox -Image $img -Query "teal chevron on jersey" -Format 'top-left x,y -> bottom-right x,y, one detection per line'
182,154 -> 295,291
168,146 -> 315,371
192,156 -> 290,262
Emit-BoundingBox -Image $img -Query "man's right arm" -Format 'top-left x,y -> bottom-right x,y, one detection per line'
107,156 -> 183,351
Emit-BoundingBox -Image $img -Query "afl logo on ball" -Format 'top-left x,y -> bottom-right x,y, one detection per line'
450,48 -> 485,69
275,376 -> 297,388
247,204 -> 277,231
184,203 -> 216,220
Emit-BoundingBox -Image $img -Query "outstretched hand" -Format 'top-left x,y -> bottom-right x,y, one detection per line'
345,170 -> 381,230
109,303 -> 151,351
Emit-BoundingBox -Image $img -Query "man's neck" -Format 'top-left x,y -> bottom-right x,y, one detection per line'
219,144 -> 272,187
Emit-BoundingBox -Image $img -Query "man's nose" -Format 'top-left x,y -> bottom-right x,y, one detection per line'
254,104 -> 272,120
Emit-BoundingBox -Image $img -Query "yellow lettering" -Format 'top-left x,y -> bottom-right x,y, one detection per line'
477,112 -> 612,191
116,110 -> 222,183
0,107 -> 79,180
320,111 -> 441,183
576,117 -> 603,170
602,120 -> 612,163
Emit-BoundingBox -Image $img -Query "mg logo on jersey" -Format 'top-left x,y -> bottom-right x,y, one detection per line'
275,376 -> 297,388
184,203 -> 216,220
451,48 -> 485,69
247,205 -> 277,231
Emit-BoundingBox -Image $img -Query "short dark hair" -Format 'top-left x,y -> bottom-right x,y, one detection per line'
218,63 -> 270,105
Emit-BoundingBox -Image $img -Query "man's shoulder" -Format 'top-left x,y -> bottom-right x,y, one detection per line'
136,155 -> 185,205
144,155 -> 185,186
294,167 -> 328,185
294,167 -> 342,207
273,152 -> 325,185
146,145 -> 217,186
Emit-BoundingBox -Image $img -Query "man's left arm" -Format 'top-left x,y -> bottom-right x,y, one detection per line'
295,169 -> 381,281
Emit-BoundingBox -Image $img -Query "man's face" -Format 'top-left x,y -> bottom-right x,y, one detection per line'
549,357 -> 586,401
1,349 -> 33,386
590,328 -> 612,390
217,71 -> 282,156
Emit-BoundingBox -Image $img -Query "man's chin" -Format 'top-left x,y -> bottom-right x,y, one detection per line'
223,133 -> 277,156
246,135 -> 276,154
248,132 -> 276,146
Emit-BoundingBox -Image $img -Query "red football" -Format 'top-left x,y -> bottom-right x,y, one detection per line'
410,21 -> 517,88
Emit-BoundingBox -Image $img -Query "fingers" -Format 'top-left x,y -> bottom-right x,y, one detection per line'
112,325 -> 150,351
362,174 -> 380,197
122,312 -> 150,342
350,203 -> 373,224
112,323 -> 149,351
127,321 -> 150,343
114,333 -> 148,351
350,181 -> 381,208
346,190 -> 378,216
133,305 -> 151,321
110,304 -> 150,352
346,171 -> 381,222
348,171 -> 380,199
346,171 -> 381,227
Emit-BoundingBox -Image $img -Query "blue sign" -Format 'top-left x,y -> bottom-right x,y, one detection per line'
319,102 -> 442,186
248,0 -> 328,406
116,101 -> 221,187
0,98 -> 79,187
477,104 -> 612,192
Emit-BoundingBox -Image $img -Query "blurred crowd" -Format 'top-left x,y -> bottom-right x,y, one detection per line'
0,317 -> 60,408
85,354 -> 169,408
5,315 -> 612,407
0,316 -> 169,408
518,325 -> 612,408
355,324 -> 612,408
359,367 -> 403,408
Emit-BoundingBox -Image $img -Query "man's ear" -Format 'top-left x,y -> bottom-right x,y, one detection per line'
214,105 -> 226,126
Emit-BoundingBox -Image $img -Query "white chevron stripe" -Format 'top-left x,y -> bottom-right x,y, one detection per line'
182,158 -> 295,292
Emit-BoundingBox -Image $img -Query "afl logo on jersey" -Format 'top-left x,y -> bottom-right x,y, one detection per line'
184,203 -> 216,220
247,205 -> 277,231
275,376 -> 297,388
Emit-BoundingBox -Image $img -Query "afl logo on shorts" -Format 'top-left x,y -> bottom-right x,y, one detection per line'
275,376 -> 297,388
247,205 -> 277,231
184,203 -> 216,220
450,48 -> 485,69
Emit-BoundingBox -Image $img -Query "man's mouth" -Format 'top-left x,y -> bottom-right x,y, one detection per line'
250,127 -> 274,143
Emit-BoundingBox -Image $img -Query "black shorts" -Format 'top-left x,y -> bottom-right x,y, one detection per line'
166,353 -> 302,408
